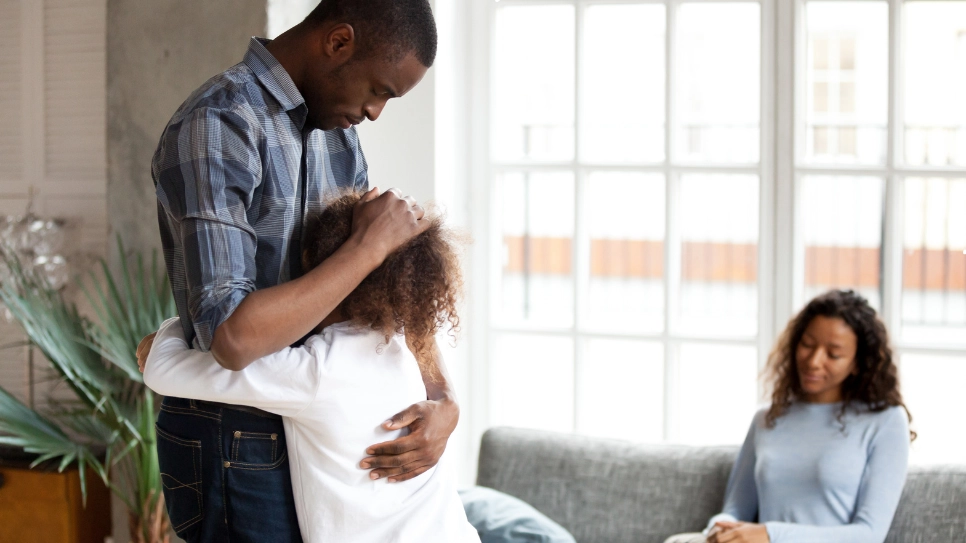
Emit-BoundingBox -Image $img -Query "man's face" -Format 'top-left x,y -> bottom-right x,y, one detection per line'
302,51 -> 428,131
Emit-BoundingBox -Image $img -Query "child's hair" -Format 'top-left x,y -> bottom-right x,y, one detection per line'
301,190 -> 463,377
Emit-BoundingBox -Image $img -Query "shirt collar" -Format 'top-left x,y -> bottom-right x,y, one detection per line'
243,37 -> 309,128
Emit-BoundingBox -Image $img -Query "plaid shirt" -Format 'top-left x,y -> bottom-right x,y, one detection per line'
153,38 -> 368,351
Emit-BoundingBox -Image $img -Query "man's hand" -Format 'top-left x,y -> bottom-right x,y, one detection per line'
350,187 -> 430,263
359,396 -> 459,483
708,521 -> 769,543
136,332 -> 157,373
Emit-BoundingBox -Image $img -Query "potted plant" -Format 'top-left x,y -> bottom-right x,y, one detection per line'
0,240 -> 175,543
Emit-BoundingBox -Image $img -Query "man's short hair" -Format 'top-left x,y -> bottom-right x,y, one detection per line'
307,0 -> 437,68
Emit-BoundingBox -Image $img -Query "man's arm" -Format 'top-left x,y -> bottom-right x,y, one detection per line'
210,187 -> 427,370
360,340 -> 459,482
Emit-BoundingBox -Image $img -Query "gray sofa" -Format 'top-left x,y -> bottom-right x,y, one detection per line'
476,427 -> 966,543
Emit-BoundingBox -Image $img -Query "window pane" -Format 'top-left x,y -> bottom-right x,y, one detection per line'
583,172 -> 665,334
901,353 -> 966,464
677,343 -> 758,445
491,334 -> 574,433
678,175 -> 759,337
801,176 -> 884,309
497,172 -> 575,327
903,2 -> 966,166
676,3 -> 760,163
581,4 -> 665,164
493,5 -> 575,162
901,178 -> 966,343
803,2 -> 888,165
578,339 -> 664,442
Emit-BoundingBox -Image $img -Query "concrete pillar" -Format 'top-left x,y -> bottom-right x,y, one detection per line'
106,1 -> 267,260
106,3 -> 266,540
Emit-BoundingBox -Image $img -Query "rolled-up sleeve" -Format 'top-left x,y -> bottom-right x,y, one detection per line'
155,105 -> 262,351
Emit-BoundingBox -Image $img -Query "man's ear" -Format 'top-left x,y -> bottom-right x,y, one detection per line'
323,23 -> 356,61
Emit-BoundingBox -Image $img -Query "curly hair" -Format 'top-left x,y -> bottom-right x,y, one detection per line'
301,191 -> 462,379
763,289 -> 915,440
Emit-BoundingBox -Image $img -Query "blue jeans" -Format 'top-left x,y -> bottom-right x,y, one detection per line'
155,397 -> 302,542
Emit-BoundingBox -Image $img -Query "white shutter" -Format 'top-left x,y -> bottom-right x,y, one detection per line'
0,321 -> 29,406
0,0 -> 23,183
0,0 -> 108,410
43,0 -> 107,191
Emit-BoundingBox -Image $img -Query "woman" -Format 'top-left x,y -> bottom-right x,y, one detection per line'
666,290 -> 913,543
144,191 -> 479,543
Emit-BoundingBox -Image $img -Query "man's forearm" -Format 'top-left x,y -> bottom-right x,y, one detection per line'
210,237 -> 380,370
423,340 -> 457,403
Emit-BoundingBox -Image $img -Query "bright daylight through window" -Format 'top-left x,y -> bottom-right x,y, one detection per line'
484,0 -> 966,464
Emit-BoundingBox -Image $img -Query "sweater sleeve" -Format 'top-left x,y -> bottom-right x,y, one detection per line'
764,407 -> 910,543
705,410 -> 763,533
143,317 -> 324,418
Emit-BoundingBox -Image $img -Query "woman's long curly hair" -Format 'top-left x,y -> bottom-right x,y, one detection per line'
763,289 -> 914,440
301,191 -> 463,379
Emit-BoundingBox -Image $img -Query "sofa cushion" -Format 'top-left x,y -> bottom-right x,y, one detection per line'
460,485 -> 577,543
476,427 -> 737,543
884,465 -> 966,543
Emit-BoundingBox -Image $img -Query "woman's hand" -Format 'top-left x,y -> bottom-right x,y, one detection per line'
708,521 -> 770,543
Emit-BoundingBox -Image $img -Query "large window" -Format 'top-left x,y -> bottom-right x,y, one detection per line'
486,0 -> 770,446
480,0 -> 966,464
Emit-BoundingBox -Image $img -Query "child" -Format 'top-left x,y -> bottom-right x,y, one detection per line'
144,191 -> 478,543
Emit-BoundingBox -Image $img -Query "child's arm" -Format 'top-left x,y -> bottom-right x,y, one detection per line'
143,317 -> 323,418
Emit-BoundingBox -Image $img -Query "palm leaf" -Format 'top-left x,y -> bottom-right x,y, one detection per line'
82,238 -> 175,382
0,386 -> 107,504
0,239 -> 175,521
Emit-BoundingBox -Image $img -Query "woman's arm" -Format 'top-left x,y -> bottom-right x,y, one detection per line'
762,408 -> 909,543
705,410 -> 763,534
143,317 -> 323,418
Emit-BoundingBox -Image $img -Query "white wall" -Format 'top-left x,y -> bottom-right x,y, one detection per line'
356,69 -> 437,204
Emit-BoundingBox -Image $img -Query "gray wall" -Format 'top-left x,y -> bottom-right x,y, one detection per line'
107,1 -> 267,261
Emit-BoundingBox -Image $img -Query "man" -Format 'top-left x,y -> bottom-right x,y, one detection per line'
138,1 -> 457,541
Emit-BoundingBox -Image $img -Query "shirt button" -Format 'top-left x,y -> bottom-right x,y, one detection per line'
224,461 -> 231,468
271,434 -> 278,440
234,431 -> 241,438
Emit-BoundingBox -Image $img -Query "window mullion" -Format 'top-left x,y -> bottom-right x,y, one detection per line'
662,0 -> 680,443
882,0 -> 903,344
758,0 -> 778,387
572,1 -> 584,435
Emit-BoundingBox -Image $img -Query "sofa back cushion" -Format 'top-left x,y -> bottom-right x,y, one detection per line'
476,427 -> 737,543
884,465 -> 966,543
477,427 -> 966,543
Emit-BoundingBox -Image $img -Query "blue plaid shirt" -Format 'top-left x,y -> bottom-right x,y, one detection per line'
153,38 -> 368,351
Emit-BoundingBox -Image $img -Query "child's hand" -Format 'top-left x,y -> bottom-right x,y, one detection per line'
136,332 -> 157,373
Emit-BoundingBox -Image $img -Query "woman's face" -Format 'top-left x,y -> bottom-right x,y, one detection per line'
795,315 -> 858,403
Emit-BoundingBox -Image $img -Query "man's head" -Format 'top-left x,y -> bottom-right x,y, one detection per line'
288,0 -> 437,130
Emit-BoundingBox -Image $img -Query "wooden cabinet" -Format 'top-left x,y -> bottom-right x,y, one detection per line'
0,465 -> 111,543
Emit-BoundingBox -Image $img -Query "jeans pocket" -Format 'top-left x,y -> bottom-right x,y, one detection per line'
155,424 -> 203,533
229,430 -> 283,468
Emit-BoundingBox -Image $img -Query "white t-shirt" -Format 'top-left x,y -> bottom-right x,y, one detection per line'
144,317 -> 480,543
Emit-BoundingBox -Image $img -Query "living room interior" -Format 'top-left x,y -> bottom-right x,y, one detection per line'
0,0 -> 964,542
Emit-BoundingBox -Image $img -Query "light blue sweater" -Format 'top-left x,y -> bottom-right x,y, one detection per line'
706,402 -> 910,543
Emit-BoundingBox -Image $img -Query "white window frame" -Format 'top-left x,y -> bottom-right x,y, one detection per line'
461,0 -> 966,466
